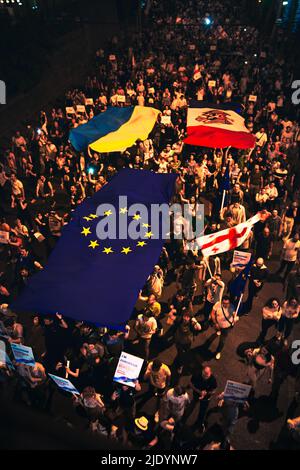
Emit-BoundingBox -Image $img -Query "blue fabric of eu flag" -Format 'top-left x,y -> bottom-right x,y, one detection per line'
12,169 -> 177,330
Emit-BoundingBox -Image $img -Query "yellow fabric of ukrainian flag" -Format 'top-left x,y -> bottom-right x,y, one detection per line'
70,106 -> 160,154
90,106 -> 160,153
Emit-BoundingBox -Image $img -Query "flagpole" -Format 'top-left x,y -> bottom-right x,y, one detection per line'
235,293 -> 243,317
66,360 -> 70,379
220,190 -> 227,212
204,257 -> 214,278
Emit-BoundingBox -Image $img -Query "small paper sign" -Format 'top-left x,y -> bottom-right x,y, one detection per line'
85,98 -> 94,106
113,352 -> 144,388
148,87 -> 155,94
49,373 -> 80,395
0,340 -> 14,370
33,232 -> 45,242
117,95 -> 126,103
232,250 -> 252,268
76,105 -> 86,113
0,231 -> 9,244
208,80 -> 216,87
248,95 -> 257,102
11,343 -> 36,367
66,107 -> 76,115
224,380 -> 252,404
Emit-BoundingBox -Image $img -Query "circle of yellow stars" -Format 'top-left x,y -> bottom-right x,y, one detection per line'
80,210 -> 153,255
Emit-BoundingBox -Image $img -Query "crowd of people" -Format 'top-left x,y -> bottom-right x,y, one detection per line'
1,0 -> 300,450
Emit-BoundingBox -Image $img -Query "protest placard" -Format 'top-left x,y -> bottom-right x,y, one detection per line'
48,374 -> 80,395
0,340 -> 14,370
224,380 -> 252,404
65,107 -> 76,115
232,251 -> 252,269
0,231 -> 9,244
76,105 -> 86,114
11,343 -> 36,367
113,352 -> 144,388
208,80 -> 216,87
248,95 -> 257,102
117,95 -> 126,103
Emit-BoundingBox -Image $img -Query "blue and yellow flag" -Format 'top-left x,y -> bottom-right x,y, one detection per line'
70,106 -> 160,153
12,169 -> 176,329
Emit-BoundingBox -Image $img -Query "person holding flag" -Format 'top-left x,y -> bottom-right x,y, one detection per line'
219,165 -> 231,212
228,258 -> 253,316
203,273 -> 225,325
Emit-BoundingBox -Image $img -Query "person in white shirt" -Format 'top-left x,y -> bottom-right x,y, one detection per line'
255,127 -> 268,147
228,202 -> 246,225
265,182 -> 278,210
203,274 -> 225,322
278,298 -> 300,339
255,188 -> 269,210
163,386 -> 190,422
137,92 -> 145,106
98,92 -> 107,106
257,298 -> 282,343
211,296 -> 239,360
10,173 -> 25,201
276,233 -> 300,280
135,310 -> 157,360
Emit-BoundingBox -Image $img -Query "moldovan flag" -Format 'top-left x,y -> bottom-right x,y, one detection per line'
70,106 -> 160,153
196,211 -> 270,257
185,102 -> 256,149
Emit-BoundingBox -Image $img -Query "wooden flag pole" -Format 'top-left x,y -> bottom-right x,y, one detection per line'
235,293 -> 244,317
204,257 -> 214,279
221,189 -> 227,212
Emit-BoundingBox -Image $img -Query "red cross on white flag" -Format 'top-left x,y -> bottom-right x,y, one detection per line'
196,212 -> 270,257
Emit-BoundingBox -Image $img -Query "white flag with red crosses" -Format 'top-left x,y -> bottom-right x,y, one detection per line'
196,211 -> 270,257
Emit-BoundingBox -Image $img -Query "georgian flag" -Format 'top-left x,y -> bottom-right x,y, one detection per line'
185,102 -> 256,149
196,212 -> 270,257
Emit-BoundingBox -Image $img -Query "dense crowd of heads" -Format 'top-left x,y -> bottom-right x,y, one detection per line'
0,0 -> 300,450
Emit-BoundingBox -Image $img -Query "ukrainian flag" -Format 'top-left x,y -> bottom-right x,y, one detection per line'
70,106 -> 160,153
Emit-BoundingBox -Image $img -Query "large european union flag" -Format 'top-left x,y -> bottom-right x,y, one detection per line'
12,169 -> 176,329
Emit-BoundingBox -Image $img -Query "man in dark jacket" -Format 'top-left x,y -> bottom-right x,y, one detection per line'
244,258 -> 268,313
